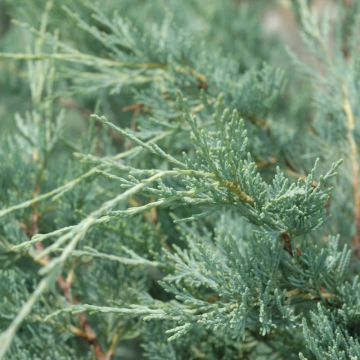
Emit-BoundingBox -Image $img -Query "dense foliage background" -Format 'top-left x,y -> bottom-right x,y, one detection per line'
1,1 -> 360,359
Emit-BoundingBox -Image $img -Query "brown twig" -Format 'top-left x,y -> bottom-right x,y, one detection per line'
342,85 -> 360,257
281,232 -> 302,257
220,179 -> 255,206
105,334 -> 121,360
285,288 -> 337,303
122,103 -> 143,148
281,232 -> 294,256
122,103 -> 145,114
33,242 -> 109,359
58,97 -> 92,118
22,228 -> 109,359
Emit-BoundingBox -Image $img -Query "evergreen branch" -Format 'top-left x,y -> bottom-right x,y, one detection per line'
0,277 -> 49,359
0,129 -> 173,220
59,246 -> 158,267
0,168 -> 98,219
0,168 -> 217,355
92,114 -> 186,168
0,52 -> 167,70
45,303 -> 167,321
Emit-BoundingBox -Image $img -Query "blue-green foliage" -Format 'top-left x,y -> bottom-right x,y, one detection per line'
1,1 -> 360,359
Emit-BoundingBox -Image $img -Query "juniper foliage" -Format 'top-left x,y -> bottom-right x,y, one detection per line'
1,0 -> 360,359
